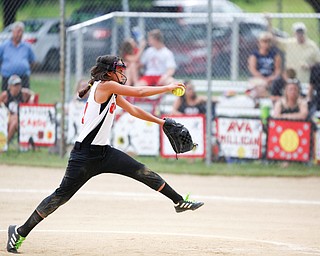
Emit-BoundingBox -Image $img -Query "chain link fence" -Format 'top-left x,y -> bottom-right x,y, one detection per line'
66,12 -> 320,94
1,1 -> 320,164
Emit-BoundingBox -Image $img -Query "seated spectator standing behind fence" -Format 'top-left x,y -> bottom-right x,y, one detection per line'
0,22 -> 36,91
268,19 -> 320,83
119,38 -> 146,86
272,79 -> 308,120
172,80 -> 208,115
308,63 -> 320,114
248,32 -> 282,89
270,68 -> 300,104
0,75 -> 35,143
135,29 -> 176,86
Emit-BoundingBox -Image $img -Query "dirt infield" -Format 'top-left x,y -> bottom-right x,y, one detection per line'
0,164 -> 320,256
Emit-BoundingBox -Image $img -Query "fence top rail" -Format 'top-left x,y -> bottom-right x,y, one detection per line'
67,11 -> 320,32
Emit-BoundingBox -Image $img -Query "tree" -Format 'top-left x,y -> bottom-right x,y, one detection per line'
304,0 -> 320,12
2,0 -> 28,27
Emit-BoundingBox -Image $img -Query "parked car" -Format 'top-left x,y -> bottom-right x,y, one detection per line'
171,21 -> 267,77
172,19 -> 288,78
0,18 -> 60,71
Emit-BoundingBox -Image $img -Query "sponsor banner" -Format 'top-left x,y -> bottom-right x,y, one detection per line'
19,104 -> 56,147
111,112 -> 159,156
160,114 -> 206,158
267,119 -> 311,162
216,117 -> 263,159
67,101 -> 86,144
0,107 -> 8,151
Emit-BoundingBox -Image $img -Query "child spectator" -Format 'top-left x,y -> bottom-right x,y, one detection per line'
136,29 -> 176,86
119,38 -> 146,86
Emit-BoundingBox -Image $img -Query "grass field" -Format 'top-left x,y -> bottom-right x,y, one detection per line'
1,146 -> 319,177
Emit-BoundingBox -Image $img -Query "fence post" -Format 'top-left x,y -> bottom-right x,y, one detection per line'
75,28 -> 84,80
230,16 -> 239,81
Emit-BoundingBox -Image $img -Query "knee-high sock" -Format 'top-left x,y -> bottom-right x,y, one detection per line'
17,210 -> 43,237
159,183 -> 183,204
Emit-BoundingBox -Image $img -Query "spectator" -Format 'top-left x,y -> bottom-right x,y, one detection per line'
272,79 -> 308,120
245,77 -> 270,107
268,19 -> 320,83
270,68 -> 301,104
248,31 -> 282,88
119,38 -> 146,86
0,75 -> 35,142
172,81 -> 207,115
135,29 -> 176,86
0,21 -> 36,91
308,63 -> 320,114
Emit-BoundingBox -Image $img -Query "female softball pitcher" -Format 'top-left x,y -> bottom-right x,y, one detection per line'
7,55 -> 204,253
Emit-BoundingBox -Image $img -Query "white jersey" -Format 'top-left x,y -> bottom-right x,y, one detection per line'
76,81 -> 117,146
140,46 -> 176,75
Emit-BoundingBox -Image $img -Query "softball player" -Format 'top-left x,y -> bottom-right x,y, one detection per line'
7,55 -> 204,253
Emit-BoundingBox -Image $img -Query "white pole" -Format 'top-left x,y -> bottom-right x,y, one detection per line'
206,0 -> 213,165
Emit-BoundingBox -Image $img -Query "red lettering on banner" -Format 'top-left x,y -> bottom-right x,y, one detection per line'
227,121 -> 252,133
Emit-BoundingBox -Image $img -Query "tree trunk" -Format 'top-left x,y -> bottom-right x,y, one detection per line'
304,0 -> 320,12
3,0 -> 28,27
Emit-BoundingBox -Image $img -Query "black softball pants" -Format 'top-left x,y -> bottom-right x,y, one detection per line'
36,142 -> 165,218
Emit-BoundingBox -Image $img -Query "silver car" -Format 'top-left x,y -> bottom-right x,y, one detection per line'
0,18 -> 60,71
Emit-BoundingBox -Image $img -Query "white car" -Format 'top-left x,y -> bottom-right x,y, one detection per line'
0,18 -> 60,71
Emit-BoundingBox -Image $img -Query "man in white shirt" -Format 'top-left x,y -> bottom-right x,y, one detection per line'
268,19 -> 320,83
136,29 -> 176,86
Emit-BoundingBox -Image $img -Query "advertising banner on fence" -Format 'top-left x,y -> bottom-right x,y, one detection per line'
160,114 -> 206,158
266,119 -> 311,162
112,112 -> 160,156
0,107 -> 8,151
67,101 -> 86,144
216,117 -> 263,159
19,104 -> 56,147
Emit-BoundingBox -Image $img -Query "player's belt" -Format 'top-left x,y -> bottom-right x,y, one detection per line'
74,141 -> 108,153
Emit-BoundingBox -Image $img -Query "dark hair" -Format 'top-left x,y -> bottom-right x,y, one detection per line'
285,68 -> 296,79
119,39 -> 134,59
78,55 -> 120,98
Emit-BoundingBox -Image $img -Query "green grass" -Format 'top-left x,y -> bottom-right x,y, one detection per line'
234,0 -> 319,43
1,148 -> 319,177
234,0 -> 314,13
31,73 -> 61,104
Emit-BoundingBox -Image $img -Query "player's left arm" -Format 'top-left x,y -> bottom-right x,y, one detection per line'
116,95 -> 165,126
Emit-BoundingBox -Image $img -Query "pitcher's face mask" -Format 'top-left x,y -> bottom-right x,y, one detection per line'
113,58 -> 127,85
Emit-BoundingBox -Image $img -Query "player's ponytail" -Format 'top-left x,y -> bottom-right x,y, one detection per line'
78,55 -> 120,98
78,78 -> 94,99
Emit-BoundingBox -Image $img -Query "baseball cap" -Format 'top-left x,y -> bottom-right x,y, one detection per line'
259,31 -> 272,41
292,22 -> 306,33
8,75 -> 22,86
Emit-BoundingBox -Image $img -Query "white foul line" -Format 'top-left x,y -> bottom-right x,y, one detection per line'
0,188 -> 320,206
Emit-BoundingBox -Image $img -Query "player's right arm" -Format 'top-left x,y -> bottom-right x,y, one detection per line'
95,81 -> 185,104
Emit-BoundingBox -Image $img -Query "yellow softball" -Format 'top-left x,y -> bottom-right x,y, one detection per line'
172,86 -> 185,97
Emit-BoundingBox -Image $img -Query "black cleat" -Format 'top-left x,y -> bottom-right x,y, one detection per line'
174,200 -> 204,213
7,225 -> 25,253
